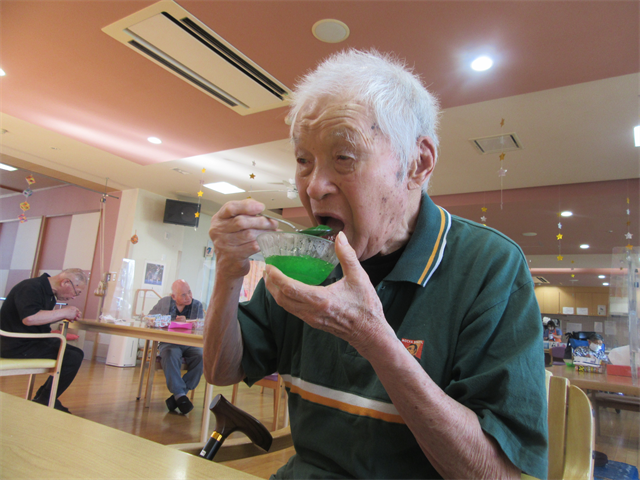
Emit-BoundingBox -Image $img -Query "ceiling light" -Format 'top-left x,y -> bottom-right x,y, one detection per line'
0,68 -> 5,77
522,232 -> 537,237
204,182 -> 245,194
471,56 -> 493,71
598,275 -> 606,279
172,168 -> 191,175
635,125 -> 640,147
0,162 -> 18,171
560,211 -> 573,217
580,244 -> 590,249
312,19 -> 350,43
147,137 -> 162,144
603,282 -> 609,286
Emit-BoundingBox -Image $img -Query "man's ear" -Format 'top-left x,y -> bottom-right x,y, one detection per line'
407,136 -> 436,190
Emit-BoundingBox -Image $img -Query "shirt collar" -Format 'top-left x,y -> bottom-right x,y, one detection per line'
384,193 -> 451,286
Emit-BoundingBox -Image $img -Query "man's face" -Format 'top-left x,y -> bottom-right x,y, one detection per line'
56,278 -> 84,301
293,98 -> 414,260
172,283 -> 193,308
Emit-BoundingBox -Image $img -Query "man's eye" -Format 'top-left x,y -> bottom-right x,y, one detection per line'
296,157 -> 308,164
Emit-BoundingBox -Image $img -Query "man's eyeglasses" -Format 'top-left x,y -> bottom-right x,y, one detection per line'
68,279 -> 81,297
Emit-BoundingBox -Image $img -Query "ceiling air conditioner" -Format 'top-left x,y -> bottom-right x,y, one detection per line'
103,0 -> 291,115
534,276 -> 551,284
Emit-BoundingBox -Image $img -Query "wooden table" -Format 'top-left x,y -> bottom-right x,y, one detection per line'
547,364 -> 640,396
0,392 -> 258,480
73,320 -> 215,443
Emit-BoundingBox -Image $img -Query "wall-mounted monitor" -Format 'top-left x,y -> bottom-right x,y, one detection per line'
163,199 -> 200,228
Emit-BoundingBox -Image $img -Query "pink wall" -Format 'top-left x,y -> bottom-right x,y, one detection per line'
0,185 -> 121,318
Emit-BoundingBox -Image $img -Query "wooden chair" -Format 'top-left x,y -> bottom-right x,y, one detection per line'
547,376 -> 594,480
232,374 -> 285,430
523,374 -> 594,480
0,328 -> 67,407
137,340 -> 196,407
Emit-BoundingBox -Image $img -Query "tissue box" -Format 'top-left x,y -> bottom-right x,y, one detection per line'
169,321 -> 192,330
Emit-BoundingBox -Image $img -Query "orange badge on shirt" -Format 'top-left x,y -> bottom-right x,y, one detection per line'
402,338 -> 424,359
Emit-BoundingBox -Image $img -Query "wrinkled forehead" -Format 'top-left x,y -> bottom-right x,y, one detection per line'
292,97 -> 376,146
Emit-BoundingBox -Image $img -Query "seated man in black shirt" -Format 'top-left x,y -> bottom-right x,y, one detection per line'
1,269 -> 87,413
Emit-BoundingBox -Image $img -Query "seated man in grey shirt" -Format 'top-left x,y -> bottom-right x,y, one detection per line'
149,279 -> 204,414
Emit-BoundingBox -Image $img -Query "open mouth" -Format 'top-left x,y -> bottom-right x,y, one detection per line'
317,215 -> 344,242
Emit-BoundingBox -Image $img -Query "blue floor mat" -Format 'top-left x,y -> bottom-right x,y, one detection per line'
595,460 -> 640,480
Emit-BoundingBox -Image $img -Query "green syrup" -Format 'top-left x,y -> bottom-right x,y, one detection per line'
265,255 -> 335,285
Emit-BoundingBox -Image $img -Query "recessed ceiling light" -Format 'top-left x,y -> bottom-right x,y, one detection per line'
0,162 -> 18,171
204,182 -> 245,194
580,244 -> 590,249
598,275 -> 606,278
0,68 -> 5,77
312,19 -> 350,43
147,137 -> 162,144
471,56 -> 493,71
560,211 -> 573,217
603,282 -> 609,286
635,125 -> 640,147
522,232 -> 537,237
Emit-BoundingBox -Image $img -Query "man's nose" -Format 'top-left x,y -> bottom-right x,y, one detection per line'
304,166 -> 337,201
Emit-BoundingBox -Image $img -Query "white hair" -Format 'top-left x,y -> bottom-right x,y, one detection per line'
289,49 -> 440,189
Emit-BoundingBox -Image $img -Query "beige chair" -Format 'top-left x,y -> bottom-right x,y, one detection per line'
547,376 -> 594,480
232,374 -> 285,431
0,328 -> 67,407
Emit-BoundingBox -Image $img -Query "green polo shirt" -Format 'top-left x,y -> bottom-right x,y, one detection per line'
238,193 -> 548,479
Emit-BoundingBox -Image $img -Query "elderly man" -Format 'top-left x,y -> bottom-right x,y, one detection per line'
1,268 -> 87,413
148,279 -> 204,414
205,50 -> 547,479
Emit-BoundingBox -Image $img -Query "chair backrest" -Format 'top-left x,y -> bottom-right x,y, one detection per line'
547,376 -> 594,480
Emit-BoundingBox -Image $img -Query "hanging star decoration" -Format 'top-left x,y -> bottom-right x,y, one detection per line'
497,120 -> 507,209
625,196 -> 633,250
18,175 -> 36,222
556,212 -> 563,262
481,206 -> 487,226
249,173 -> 256,179
194,168 -> 205,227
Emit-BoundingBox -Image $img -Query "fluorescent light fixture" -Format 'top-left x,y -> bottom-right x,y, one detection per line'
0,162 -> 18,171
0,68 -> 5,76
635,125 -> 640,147
603,282 -> 609,286
560,211 -> 573,217
471,56 -> 493,71
204,182 -> 245,194
522,232 -> 537,237
580,244 -> 590,249
147,136 -> 162,144
598,275 -> 606,278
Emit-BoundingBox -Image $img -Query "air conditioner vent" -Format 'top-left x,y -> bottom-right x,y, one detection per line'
534,276 -> 550,284
470,133 -> 524,155
103,0 -> 291,115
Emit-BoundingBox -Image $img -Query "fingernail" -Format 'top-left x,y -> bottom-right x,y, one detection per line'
337,231 -> 347,245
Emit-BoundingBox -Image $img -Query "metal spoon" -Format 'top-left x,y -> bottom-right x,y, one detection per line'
260,213 -> 333,237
